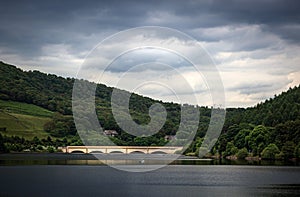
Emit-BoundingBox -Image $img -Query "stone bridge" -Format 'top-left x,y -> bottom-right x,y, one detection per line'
60,146 -> 183,154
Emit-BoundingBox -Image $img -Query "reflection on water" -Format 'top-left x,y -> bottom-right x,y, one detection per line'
0,153 -> 299,166
0,164 -> 299,197
0,153 -> 299,196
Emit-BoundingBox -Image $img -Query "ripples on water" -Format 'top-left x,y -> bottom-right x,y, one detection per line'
0,153 -> 299,197
0,153 -> 299,166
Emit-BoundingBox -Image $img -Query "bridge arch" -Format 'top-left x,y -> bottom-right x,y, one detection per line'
109,151 -> 124,154
129,151 -> 145,154
71,150 -> 85,154
151,151 -> 167,154
90,151 -> 104,154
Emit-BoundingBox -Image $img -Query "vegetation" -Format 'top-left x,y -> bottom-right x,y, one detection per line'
0,99 -> 53,117
261,144 -> 280,160
236,148 -> 248,159
0,111 -> 52,139
0,61 -> 299,160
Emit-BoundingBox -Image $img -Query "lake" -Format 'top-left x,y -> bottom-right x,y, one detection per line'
0,154 -> 300,196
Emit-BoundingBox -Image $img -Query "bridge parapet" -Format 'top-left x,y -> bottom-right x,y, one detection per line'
60,146 -> 183,154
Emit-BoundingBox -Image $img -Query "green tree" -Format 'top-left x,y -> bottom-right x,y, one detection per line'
261,144 -> 280,160
223,142 -> 238,157
234,129 -> 251,149
281,141 -> 296,160
236,148 -> 248,159
246,125 -> 270,156
32,136 -> 41,145
216,135 -> 227,157
273,120 -> 300,148
0,133 -> 8,153
294,143 -> 300,158
224,124 -> 240,142
47,146 -> 55,153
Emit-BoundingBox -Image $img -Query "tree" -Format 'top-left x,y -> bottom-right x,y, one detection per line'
223,142 -> 238,157
216,135 -> 227,157
236,148 -> 248,159
261,144 -> 280,160
32,136 -> 41,145
294,143 -> 300,158
234,129 -> 251,149
47,146 -> 55,153
224,124 -> 240,142
44,113 -> 77,138
0,133 -> 8,153
282,141 -> 296,160
246,125 -> 270,156
273,120 -> 300,148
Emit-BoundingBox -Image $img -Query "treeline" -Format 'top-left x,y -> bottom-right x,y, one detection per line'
185,86 -> 300,160
0,61 -> 300,160
224,86 -> 300,127
0,133 -> 83,153
214,121 -> 300,160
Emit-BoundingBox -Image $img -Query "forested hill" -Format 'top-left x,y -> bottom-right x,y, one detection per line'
243,86 -> 300,126
1,61 -> 299,123
224,86 -> 300,128
0,61 -> 299,159
0,61 -> 186,144
0,61 -> 158,116
0,61 -> 74,114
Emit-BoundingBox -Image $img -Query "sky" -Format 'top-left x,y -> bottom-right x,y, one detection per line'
0,0 -> 300,107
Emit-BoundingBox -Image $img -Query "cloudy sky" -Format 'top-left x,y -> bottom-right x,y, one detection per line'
1,0 -> 300,107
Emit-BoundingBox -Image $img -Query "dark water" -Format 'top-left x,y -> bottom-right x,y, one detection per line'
0,153 -> 299,166
0,154 -> 300,197
0,165 -> 300,197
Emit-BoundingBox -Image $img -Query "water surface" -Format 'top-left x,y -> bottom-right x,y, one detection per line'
0,165 -> 299,197
0,154 -> 299,196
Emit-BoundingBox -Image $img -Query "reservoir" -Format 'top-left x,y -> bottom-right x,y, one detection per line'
0,154 -> 299,196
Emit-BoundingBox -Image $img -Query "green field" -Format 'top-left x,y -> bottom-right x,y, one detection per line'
0,100 -> 54,139
0,100 -> 53,117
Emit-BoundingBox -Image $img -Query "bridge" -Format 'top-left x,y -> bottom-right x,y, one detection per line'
60,146 -> 183,154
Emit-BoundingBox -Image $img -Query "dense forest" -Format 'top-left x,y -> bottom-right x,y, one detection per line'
0,61 -> 299,160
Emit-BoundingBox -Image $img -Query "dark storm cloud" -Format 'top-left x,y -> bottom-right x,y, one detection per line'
0,0 -> 299,107
191,0 -> 300,25
0,0 -> 299,59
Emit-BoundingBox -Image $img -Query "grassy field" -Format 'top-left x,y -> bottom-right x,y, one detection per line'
0,100 -> 53,117
0,111 -> 52,139
0,100 -> 54,139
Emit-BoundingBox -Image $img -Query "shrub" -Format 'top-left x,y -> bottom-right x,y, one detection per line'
275,152 -> 284,160
261,144 -> 280,160
236,148 -> 248,159
281,141 -> 295,160
47,146 -> 55,153
294,143 -> 300,158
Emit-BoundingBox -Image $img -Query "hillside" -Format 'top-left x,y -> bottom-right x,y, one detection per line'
224,87 -> 300,127
0,61 -> 299,159
0,61 -> 211,143
0,99 -> 54,139
0,100 -> 53,117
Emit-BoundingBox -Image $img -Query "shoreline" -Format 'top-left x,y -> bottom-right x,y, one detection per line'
0,153 -> 299,166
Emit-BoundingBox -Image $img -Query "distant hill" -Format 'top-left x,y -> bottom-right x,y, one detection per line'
223,85 -> 300,128
243,86 -> 300,126
0,61 -> 299,159
0,61 -> 209,144
0,61 -> 73,114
